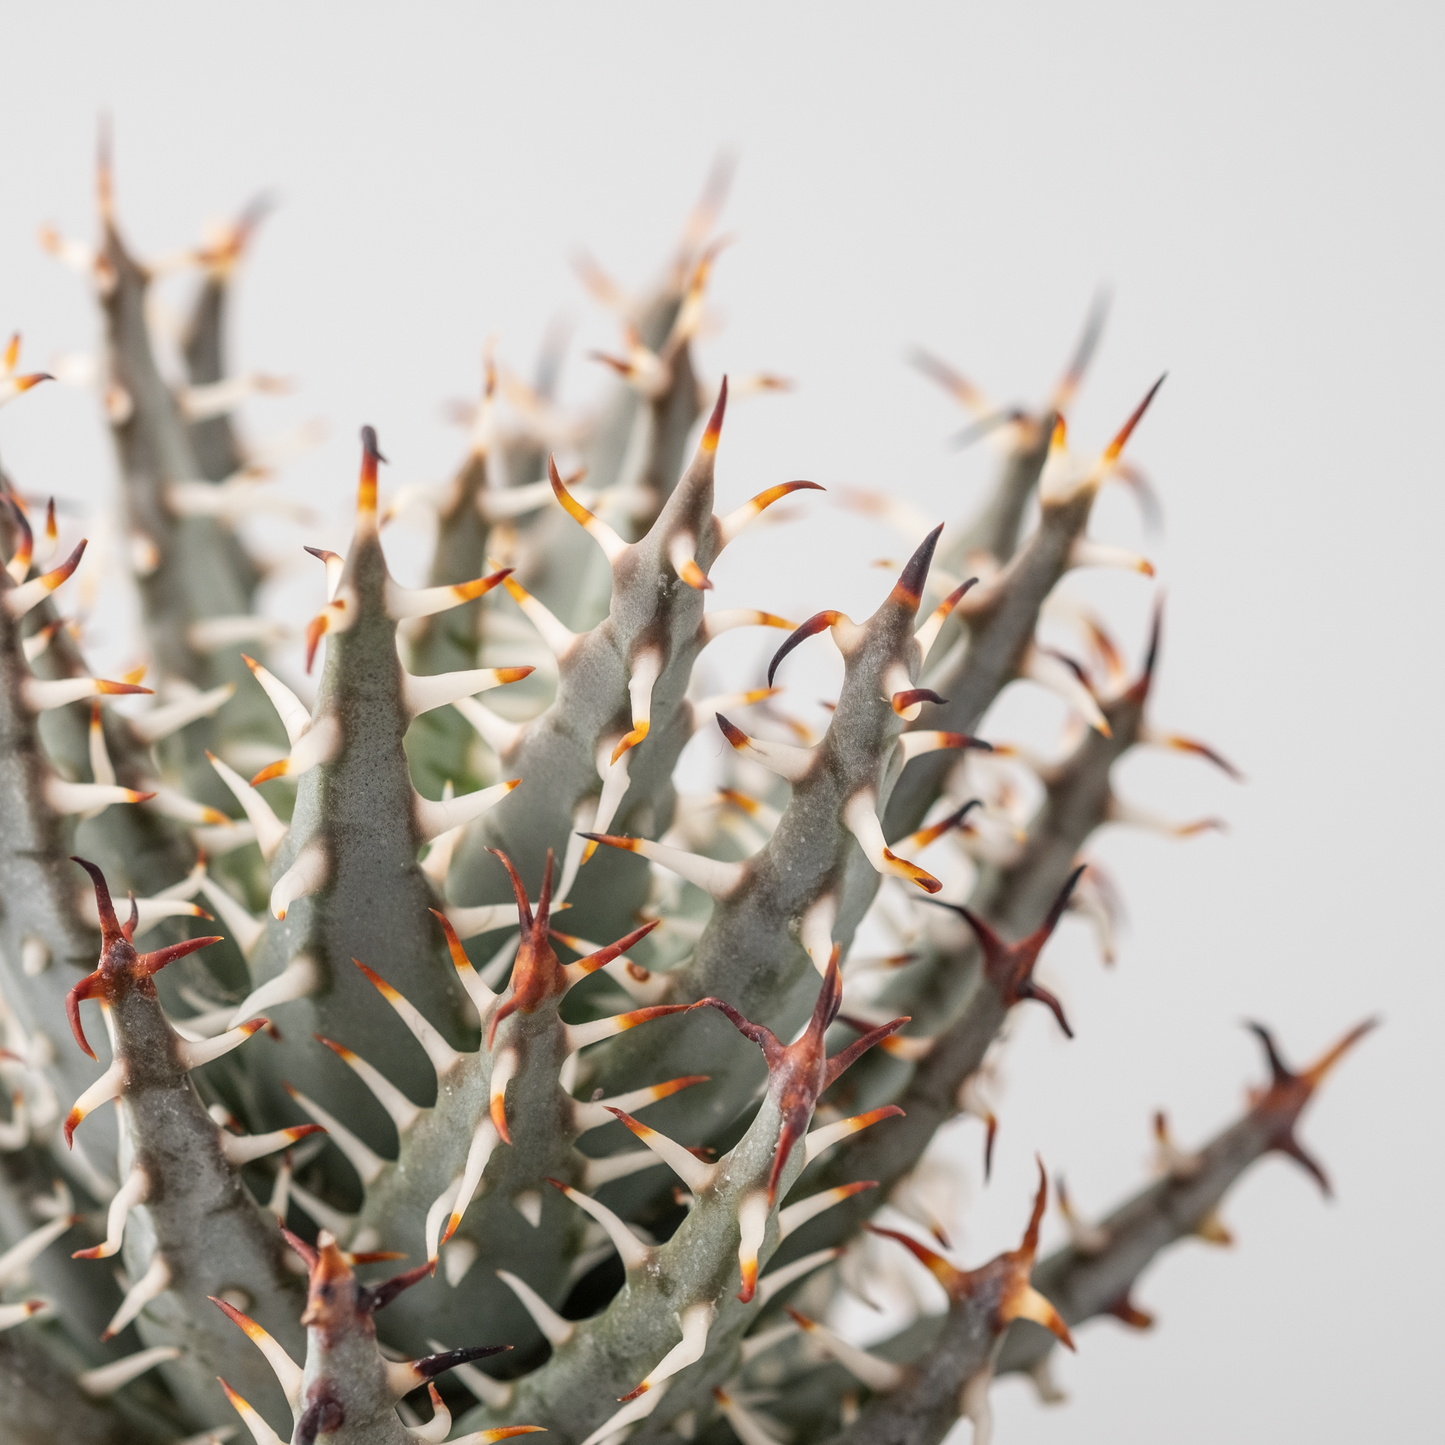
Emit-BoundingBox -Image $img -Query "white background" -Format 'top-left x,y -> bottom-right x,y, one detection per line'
0,5 -> 1439,1440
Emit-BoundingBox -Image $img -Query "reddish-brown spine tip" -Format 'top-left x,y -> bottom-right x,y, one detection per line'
1106,1292 -> 1155,1330
767,610 -> 845,686
304,612 -> 327,673
360,424 -> 387,464
715,713 -> 749,749
64,972 -> 101,1061
280,1225 -> 319,1269
892,687 -> 948,715
888,523 -> 944,614
701,375 -> 728,453
71,855 -> 123,944
1103,374 -> 1167,463
453,567 -> 514,602
135,936 -> 224,978
736,1260 -> 758,1304
576,831 -> 638,854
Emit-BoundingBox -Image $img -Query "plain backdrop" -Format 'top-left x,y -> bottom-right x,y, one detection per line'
0,5 -> 1439,1441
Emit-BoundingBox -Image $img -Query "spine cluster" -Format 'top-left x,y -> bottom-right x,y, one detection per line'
0,150 -> 1371,1445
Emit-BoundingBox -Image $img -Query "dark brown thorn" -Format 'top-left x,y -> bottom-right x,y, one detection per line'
359,424 -> 387,465
295,1397 -> 344,1445
412,1344 -> 511,1380
1123,592 -> 1166,705
535,848 -> 555,935
688,996 -> 783,1066
932,575 -> 980,619
122,893 -> 138,943
1243,1018 -> 1377,1195
1103,374 -> 1167,464
558,917 -> 661,975
923,867 -> 1081,1034
767,610 -> 846,686
1105,1291 -> 1155,1330
280,1225 -> 318,1270
824,1014 -> 911,1089
1039,646 -> 1090,686
888,523 -> 945,615
29,539 -> 88,598
810,949 -> 845,1036
1021,1155 -> 1048,1258
64,972 -> 103,1060
1275,1136 -> 1333,1197
1041,864 -> 1088,939
715,713 -> 748,748
1245,1021 -> 1292,1086
487,847 -> 533,932
134,936 -> 224,978
982,1113 -> 998,1181
919,895 -> 1001,946
892,688 -> 948,714
1169,735 -> 1244,781
865,1223 -> 967,1295
2,493 -> 32,564
764,1137 -> 794,1210
927,798 -> 983,842
362,1260 -> 434,1314
1141,593 -> 1163,684
70,857 -> 123,946
1018,980 -> 1073,1038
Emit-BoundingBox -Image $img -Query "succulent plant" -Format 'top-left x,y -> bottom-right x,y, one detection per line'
0,150 -> 1372,1445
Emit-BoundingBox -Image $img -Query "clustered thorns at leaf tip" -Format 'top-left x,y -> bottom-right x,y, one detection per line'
0,155 -> 1382,1445
484,846 -> 560,1052
869,1158 -> 1075,1349
923,864 -> 1085,1037
1243,1016 -> 1380,1196
692,950 -> 909,1212
64,857 -> 224,1065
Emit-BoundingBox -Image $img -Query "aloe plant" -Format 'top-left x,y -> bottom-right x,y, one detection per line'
0,151 -> 1371,1445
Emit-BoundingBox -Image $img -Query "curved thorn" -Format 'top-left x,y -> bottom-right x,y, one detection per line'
767,610 -> 847,686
